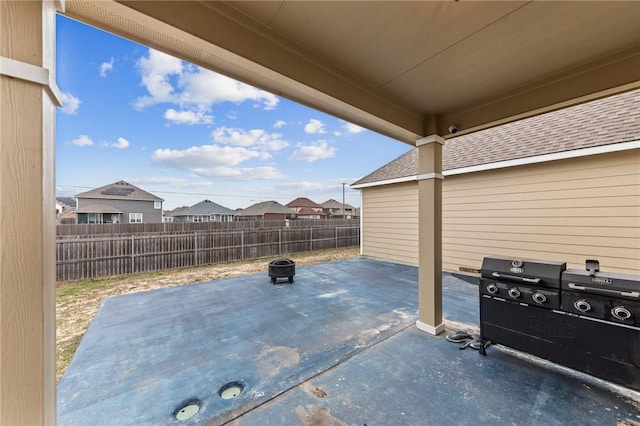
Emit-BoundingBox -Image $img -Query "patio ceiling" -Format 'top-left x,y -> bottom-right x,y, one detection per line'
63,1 -> 640,144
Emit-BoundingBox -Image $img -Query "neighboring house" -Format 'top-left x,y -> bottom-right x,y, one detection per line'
55,196 -> 76,215
75,180 -> 164,224
352,89 -> 640,275
294,207 -> 326,220
170,199 -> 236,223
163,206 -> 188,223
321,199 -> 356,219
236,201 -> 295,221
56,196 -> 77,224
286,197 -> 325,219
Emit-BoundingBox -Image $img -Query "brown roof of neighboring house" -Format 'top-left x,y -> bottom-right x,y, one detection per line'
352,89 -> 640,186
286,197 -> 322,209
76,180 -> 164,202
296,208 -> 327,216
237,201 -> 295,216
57,207 -> 77,219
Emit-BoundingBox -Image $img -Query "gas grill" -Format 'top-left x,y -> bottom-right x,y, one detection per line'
480,255 -> 565,310
561,260 -> 640,327
479,256 -> 640,391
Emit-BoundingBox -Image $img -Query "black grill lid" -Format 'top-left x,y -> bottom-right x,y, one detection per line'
481,255 -> 566,288
562,268 -> 640,298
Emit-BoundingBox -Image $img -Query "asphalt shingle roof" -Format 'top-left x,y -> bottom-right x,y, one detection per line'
352,89 -> 640,186
286,197 -> 322,209
321,199 -> 355,210
175,200 -> 235,216
76,180 -> 164,202
237,201 -> 294,216
296,208 -> 327,216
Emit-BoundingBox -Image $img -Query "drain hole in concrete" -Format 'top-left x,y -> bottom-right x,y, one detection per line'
218,381 -> 244,400
173,399 -> 201,421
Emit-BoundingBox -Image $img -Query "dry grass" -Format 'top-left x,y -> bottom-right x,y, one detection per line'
56,247 -> 359,382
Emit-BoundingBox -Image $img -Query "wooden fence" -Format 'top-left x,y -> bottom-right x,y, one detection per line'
56,223 -> 360,281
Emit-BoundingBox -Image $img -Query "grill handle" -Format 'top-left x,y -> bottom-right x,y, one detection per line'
567,283 -> 640,298
491,272 -> 540,284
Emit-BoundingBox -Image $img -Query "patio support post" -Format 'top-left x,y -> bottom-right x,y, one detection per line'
0,1 -> 60,424
415,134 -> 445,335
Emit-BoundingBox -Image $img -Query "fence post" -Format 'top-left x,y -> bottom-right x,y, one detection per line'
279,228 -> 282,255
310,227 -> 313,251
130,234 -> 135,274
194,231 -> 198,266
335,226 -> 338,248
241,229 -> 244,260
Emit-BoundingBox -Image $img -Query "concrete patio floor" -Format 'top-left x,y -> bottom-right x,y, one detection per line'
57,257 -> 640,425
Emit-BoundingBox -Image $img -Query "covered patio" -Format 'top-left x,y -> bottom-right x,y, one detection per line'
1,2 -> 639,424
57,258 -> 640,425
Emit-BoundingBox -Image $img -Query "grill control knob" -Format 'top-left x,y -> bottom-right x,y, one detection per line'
611,306 -> 632,321
532,292 -> 547,304
574,300 -> 591,313
487,284 -> 499,295
508,288 -> 521,299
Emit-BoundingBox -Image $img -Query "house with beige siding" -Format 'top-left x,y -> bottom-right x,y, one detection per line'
352,90 -> 640,275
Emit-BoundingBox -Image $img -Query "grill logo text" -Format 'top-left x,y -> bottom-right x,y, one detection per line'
591,277 -> 612,285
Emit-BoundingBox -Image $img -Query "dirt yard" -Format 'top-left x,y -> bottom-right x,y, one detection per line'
56,247 -> 359,382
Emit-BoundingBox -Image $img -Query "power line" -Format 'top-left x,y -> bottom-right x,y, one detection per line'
56,184 -> 360,200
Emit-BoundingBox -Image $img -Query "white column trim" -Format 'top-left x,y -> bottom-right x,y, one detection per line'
0,56 -> 62,107
416,320 -> 446,336
416,172 -> 444,181
416,134 -> 445,146
359,191 -> 364,255
55,0 -> 66,12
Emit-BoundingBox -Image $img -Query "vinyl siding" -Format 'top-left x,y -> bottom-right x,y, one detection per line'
360,150 -> 640,275
362,182 -> 418,265
77,198 -> 163,223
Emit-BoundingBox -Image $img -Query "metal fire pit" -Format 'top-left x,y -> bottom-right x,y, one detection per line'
268,258 -> 295,284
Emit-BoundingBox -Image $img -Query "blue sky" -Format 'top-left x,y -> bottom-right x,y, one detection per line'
55,15 -> 412,210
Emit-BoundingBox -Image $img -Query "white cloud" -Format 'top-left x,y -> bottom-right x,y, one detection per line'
304,119 -> 326,134
102,137 -> 130,149
164,108 -> 213,125
274,120 -> 287,129
134,49 -> 182,109
212,127 -> 289,151
70,135 -> 93,147
99,57 -> 114,78
288,140 -> 336,162
152,143 -> 286,180
60,92 -> 81,115
129,176 -> 213,189
180,68 -> 279,110
275,181 -> 330,192
342,122 -> 365,134
196,166 -> 284,180
134,48 -> 279,112
113,137 -> 130,149
153,144 -> 258,168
